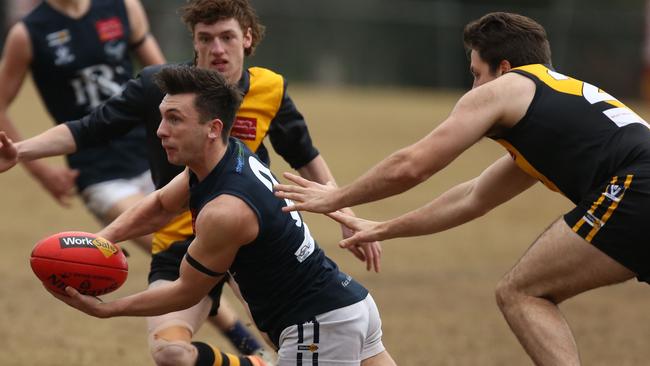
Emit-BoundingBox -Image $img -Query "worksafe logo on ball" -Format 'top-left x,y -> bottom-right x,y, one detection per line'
58,235 -> 118,258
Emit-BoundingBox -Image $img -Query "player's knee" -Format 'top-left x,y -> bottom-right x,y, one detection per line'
494,275 -> 519,310
150,338 -> 197,366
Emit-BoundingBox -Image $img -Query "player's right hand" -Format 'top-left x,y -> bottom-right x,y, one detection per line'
46,285 -> 110,318
274,172 -> 340,213
0,132 -> 18,173
32,164 -> 79,207
328,210 -> 385,272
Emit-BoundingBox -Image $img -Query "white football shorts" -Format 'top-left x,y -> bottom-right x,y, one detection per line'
277,294 -> 386,365
81,170 -> 155,220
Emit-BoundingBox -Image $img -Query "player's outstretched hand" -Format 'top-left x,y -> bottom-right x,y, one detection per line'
328,210 -> 384,273
46,285 -> 110,318
274,172 -> 339,213
0,132 -> 18,173
337,207 -> 382,273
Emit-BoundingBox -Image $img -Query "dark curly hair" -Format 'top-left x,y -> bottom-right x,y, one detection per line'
181,0 -> 265,56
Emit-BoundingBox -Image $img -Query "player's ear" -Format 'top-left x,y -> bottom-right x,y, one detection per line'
498,59 -> 512,74
208,119 -> 223,139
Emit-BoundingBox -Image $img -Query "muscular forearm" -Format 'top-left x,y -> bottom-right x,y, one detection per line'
0,114 -> 50,173
336,147 -> 432,209
98,191 -> 179,243
16,124 -> 77,161
379,180 -> 485,240
96,277 -> 209,318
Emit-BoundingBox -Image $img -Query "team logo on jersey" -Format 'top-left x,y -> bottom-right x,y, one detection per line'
70,64 -> 123,109
231,117 -> 257,141
604,184 -> 624,202
46,29 -> 75,65
95,17 -> 124,42
104,40 -> 126,62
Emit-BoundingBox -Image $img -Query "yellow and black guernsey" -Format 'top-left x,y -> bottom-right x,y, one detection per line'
497,64 -> 650,280
498,64 -> 650,203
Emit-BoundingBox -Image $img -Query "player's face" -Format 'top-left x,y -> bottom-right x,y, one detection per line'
157,93 -> 209,166
193,18 -> 252,85
469,49 -> 500,88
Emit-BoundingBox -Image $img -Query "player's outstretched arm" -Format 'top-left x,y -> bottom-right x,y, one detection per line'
332,155 -> 537,250
276,75 -> 526,215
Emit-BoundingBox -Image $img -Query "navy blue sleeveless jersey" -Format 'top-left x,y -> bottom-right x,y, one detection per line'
189,138 -> 367,342
23,0 -> 148,190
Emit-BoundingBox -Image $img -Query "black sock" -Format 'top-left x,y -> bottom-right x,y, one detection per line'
224,321 -> 263,355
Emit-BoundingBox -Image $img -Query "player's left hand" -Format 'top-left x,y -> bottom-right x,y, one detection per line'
45,285 -> 109,318
0,132 -> 18,173
329,209 -> 383,273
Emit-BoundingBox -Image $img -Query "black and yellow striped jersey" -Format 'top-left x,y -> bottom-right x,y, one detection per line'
494,64 -> 650,204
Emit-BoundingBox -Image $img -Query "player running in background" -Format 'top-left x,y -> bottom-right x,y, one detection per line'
275,12 -> 650,365
0,0 -> 380,363
49,65 -> 395,366
0,0 -> 164,250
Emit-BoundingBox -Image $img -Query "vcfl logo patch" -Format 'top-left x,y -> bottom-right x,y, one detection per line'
605,184 -> 624,202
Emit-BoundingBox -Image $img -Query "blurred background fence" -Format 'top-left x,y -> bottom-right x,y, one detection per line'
2,0 -> 647,97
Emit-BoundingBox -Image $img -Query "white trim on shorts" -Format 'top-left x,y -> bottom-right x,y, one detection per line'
80,170 -> 155,220
277,294 -> 385,365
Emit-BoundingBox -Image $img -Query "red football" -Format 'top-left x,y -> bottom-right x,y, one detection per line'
30,231 -> 128,296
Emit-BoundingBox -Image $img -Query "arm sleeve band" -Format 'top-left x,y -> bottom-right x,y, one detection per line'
184,253 -> 226,277
129,32 -> 150,50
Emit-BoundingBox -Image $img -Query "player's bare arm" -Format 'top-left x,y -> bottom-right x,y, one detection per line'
331,155 -> 537,249
51,192 -> 259,318
275,73 -> 532,213
124,0 -> 165,65
98,169 -> 192,243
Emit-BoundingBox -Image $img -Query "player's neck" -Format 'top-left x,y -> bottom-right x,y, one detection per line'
47,0 -> 91,19
190,141 -> 229,182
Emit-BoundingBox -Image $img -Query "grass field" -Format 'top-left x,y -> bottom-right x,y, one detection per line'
2,79 -> 650,365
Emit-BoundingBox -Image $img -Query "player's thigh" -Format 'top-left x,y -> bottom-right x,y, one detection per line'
502,218 -> 634,303
277,294 -> 386,365
146,280 -> 213,342
361,351 -> 396,366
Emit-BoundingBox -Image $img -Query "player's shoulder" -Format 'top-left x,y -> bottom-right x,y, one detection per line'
3,22 -> 32,57
247,66 -> 285,83
196,194 -> 258,238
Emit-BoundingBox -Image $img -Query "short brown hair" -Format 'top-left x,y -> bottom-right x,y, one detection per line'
463,12 -> 551,72
154,66 -> 243,143
181,0 -> 265,56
